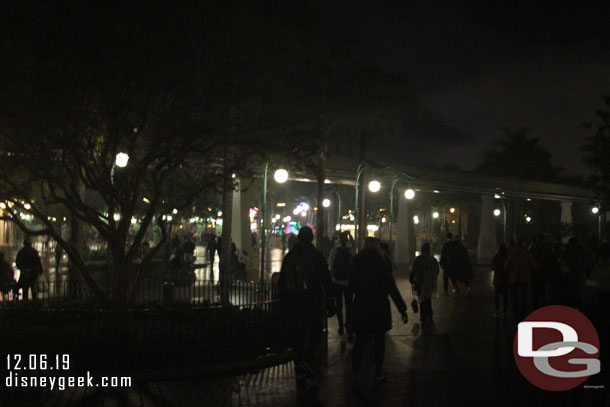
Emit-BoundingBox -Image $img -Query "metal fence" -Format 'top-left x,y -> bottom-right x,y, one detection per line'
0,279 -> 286,369
0,279 -> 278,308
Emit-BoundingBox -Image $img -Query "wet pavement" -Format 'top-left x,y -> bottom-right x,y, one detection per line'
4,265 -> 607,406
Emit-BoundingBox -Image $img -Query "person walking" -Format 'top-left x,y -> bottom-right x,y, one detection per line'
563,237 -> 589,309
0,252 -> 15,300
278,226 -> 333,405
15,238 -> 44,301
505,238 -> 536,321
440,233 -> 461,294
350,237 -> 408,392
329,232 -> 354,341
409,243 -> 439,324
491,243 -> 510,317
530,235 -> 551,309
206,235 -> 217,280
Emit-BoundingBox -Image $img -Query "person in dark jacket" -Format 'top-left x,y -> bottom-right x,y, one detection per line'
15,238 -> 43,301
410,243 -> 439,323
206,236 -> 217,279
350,237 -> 408,391
505,238 -> 536,321
329,232 -> 353,339
440,233 -> 461,294
491,243 -> 510,317
563,237 -> 589,309
278,226 -> 333,405
530,235 -> 551,309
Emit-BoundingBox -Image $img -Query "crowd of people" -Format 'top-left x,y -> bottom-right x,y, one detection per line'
491,234 -> 608,321
278,227 -> 408,404
277,225 -> 610,405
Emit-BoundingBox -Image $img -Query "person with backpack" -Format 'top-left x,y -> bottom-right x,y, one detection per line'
278,226 -> 333,405
330,232 -> 353,341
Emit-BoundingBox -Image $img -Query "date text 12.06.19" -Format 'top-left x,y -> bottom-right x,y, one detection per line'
6,354 -> 70,371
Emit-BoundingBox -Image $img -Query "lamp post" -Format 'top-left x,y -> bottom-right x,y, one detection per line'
354,161 -> 383,251
260,164 -> 288,283
109,152 -> 128,294
110,152 -> 129,184
388,172 -> 415,245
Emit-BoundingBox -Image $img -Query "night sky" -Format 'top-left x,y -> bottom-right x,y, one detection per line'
328,0 -> 610,174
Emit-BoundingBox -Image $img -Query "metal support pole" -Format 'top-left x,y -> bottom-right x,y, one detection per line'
334,190 -> 342,233
354,162 -> 367,252
388,173 -> 414,245
260,162 -> 268,283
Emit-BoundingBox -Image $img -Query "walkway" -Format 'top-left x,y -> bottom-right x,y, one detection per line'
2,267 -> 607,406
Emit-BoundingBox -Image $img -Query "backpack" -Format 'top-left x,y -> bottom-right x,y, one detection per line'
278,249 -> 314,297
332,247 -> 351,281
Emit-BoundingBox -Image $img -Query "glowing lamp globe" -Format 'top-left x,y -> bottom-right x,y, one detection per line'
368,180 -> 381,193
115,153 -> 129,168
273,169 -> 289,183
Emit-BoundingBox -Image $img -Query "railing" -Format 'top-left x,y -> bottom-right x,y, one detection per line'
0,279 -> 286,369
0,279 -> 278,308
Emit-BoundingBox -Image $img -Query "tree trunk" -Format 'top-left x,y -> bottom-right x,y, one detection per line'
111,243 -> 129,312
219,145 -> 233,303
357,132 -> 367,251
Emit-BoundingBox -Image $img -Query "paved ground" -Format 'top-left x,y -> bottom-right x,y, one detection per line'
2,266 -> 608,407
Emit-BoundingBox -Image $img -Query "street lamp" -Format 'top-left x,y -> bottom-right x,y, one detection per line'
354,160 -> 385,250
368,180 -> 381,193
388,172 -> 415,245
261,163 -> 288,282
110,152 -> 129,184
322,198 -> 331,208
493,209 -> 501,217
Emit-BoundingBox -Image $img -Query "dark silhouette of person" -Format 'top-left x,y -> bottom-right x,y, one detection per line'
54,244 -> 63,274
0,252 -> 15,299
182,237 -> 195,265
440,233 -> 461,294
529,235 -> 551,309
563,237 -> 589,309
287,233 -> 297,252
170,236 -> 183,272
350,237 -> 408,392
15,238 -> 44,301
206,236 -> 217,279
410,243 -> 439,323
547,242 -> 577,306
456,237 -> 473,293
330,232 -> 353,340
581,241 -> 610,406
505,238 -> 536,321
491,243 -> 510,317
278,226 -> 332,405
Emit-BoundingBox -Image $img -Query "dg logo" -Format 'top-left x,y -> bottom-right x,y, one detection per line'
513,305 -> 601,391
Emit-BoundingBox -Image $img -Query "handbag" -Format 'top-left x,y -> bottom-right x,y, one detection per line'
410,285 -> 419,313
411,298 -> 419,314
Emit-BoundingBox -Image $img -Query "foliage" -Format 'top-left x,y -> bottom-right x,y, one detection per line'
475,127 -> 561,181
0,2 -> 231,308
582,94 -> 610,208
